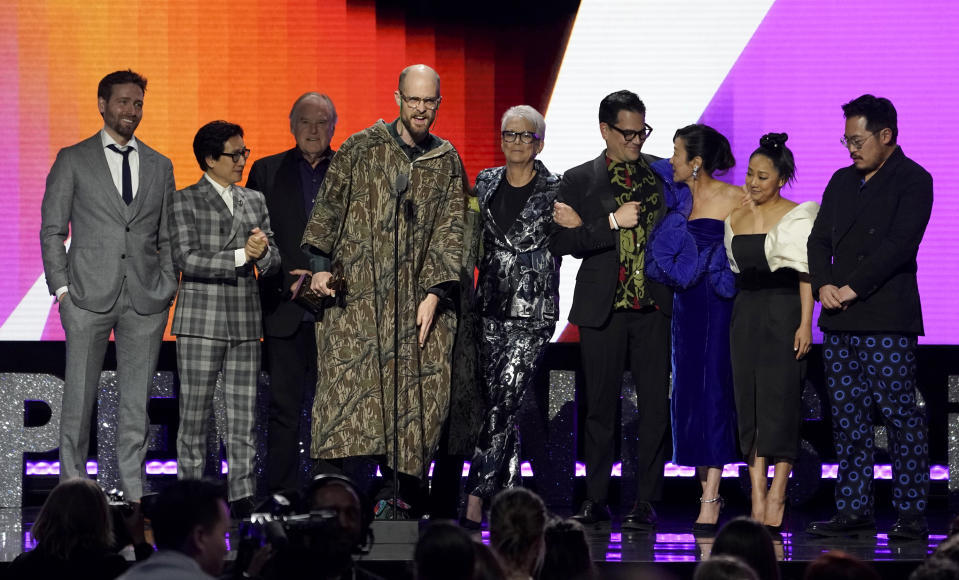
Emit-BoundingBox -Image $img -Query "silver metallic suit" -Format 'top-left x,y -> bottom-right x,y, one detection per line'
465,160 -> 561,500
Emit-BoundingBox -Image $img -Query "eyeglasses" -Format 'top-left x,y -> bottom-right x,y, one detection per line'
840,132 -> 877,150
608,123 -> 653,142
502,130 -> 541,144
219,148 -> 251,163
399,92 -> 442,110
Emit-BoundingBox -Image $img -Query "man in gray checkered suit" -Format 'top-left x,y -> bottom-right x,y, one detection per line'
168,120 -> 279,517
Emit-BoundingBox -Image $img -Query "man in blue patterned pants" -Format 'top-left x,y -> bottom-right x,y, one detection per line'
806,95 -> 932,540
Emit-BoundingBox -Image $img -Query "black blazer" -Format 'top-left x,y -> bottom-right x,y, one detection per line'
807,146 -> 932,334
549,152 -> 672,328
247,148 -> 324,337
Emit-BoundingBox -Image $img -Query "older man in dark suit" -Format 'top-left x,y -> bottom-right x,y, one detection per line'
246,93 -> 337,493
806,95 -> 933,540
40,69 -> 177,502
550,90 -> 672,531
169,121 -> 279,517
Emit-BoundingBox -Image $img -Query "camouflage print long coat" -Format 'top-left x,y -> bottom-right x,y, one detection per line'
301,120 -> 465,477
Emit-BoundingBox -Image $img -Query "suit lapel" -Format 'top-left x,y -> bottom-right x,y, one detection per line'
589,154 -> 618,214
834,181 -> 862,244
229,186 -> 249,244
506,162 -> 552,243
277,150 -> 308,227
128,144 -> 155,220
479,167 -> 511,245
196,177 -> 237,246
83,136 -> 129,220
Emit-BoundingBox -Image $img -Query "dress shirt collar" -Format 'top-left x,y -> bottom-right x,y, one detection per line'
297,146 -> 334,168
100,128 -> 138,152
203,173 -> 232,196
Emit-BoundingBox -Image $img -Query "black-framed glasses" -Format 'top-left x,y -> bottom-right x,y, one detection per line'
840,132 -> 877,150
399,92 -> 442,110
608,123 -> 653,142
502,130 -> 541,144
220,148 -> 251,163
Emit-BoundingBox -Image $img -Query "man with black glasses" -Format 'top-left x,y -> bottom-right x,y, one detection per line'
551,90 -> 672,531
301,65 -> 466,519
806,95 -> 933,540
168,120 -> 279,518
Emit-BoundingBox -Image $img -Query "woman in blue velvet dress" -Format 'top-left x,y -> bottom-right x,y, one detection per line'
646,124 -> 742,532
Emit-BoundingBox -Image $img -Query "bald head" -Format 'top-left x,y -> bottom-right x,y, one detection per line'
398,64 -> 440,94
394,65 -> 441,146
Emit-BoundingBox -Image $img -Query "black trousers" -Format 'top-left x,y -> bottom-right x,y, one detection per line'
263,322 -> 318,492
579,308 -> 671,506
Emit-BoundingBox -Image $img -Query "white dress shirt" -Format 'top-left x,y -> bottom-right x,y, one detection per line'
203,173 -> 248,267
101,129 -> 140,199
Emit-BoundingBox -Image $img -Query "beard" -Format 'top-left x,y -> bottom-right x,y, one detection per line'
103,111 -> 139,140
400,114 -> 432,144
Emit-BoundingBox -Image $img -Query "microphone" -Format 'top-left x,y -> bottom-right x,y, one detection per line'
394,173 -> 413,222
393,173 -> 409,196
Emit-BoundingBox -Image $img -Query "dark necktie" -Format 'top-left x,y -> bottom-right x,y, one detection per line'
107,144 -> 134,205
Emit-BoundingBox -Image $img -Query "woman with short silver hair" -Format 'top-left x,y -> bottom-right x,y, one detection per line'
461,105 -> 561,528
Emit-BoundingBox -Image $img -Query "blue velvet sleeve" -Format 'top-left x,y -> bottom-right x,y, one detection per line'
646,212 -> 699,289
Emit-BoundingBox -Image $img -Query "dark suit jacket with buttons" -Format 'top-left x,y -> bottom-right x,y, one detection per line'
246,148 -> 330,337
549,152 -> 672,328
807,146 -> 932,334
168,177 -> 280,340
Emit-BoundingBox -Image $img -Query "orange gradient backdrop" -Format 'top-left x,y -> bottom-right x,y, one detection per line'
1,0 -> 569,340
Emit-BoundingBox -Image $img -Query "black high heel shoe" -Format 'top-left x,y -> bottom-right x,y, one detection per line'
764,498 -> 788,535
692,495 -> 724,535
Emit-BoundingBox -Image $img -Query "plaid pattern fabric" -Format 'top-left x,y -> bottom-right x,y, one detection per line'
175,336 -> 260,500
169,177 -> 277,500
169,178 -> 279,340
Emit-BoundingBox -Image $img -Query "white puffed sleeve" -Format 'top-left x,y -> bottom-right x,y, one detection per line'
765,201 -> 820,273
723,217 -> 740,273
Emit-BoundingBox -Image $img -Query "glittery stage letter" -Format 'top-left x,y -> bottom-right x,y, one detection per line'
0,373 -> 63,507
949,375 -> 958,508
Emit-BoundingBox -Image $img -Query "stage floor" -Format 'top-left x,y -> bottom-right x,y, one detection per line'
2,502 -> 951,580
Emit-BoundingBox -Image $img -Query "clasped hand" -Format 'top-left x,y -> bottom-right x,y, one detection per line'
244,227 -> 269,261
819,284 -> 857,310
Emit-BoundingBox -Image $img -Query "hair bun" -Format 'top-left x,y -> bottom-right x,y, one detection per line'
759,132 -> 788,150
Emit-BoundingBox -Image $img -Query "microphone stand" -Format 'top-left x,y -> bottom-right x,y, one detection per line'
371,173 -> 432,545
392,173 -> 404,522
370,172 -> 420,542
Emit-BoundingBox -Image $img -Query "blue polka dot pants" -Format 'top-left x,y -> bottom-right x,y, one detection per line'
822,332 -> 928,517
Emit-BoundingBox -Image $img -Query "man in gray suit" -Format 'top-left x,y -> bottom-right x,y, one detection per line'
169,121 -> 279,517
40,69 -> 177,502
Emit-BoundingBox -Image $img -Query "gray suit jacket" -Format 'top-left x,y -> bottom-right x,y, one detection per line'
40,132 -> 178,313
169,177 -> 280,340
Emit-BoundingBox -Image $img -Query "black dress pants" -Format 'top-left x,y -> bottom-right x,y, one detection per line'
579,308 -> 671,507
263,322 -> 318,492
